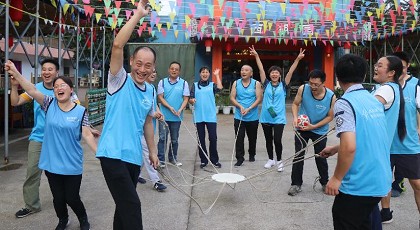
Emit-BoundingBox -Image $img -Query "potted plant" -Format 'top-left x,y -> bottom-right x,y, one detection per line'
221,94 -> 232,115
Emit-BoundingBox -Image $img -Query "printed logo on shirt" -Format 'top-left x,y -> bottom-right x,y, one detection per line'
316,104 -> 326,111
404,96 -> 413,104
141,98 -> 152,106
336,116 -> 344,128
66,116 -> 79,122
360,108 -> 383,120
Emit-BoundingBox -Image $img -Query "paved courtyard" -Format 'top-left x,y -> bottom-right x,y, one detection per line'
0,105 -> 418,229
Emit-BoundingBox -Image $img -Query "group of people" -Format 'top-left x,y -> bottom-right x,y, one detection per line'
6,0 -> 420,229
227,45 -> 336,199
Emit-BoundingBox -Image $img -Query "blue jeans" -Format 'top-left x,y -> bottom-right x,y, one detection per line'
158,121 -> 181,162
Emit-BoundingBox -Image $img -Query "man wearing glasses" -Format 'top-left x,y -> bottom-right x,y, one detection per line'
288,69 -> 336,196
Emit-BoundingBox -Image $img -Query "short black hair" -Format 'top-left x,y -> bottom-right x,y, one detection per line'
199,66 -> 210,73
308,69 -> 326,82
41,58 -> 59,71
53,76 -> 74,89
392,51 -> 410,64
169,61 -> 181,69
131,46 -> 156,63
268,65 -> 282,75
335,54 -> 367,84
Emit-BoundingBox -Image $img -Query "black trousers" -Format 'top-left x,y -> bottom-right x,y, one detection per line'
291,130 -> 329,186
100,157 -> 142,230
45,171 -> 87,220
261,123 -> 285,161
196,122 -> 219,164
332,192 -> 381,230
234,119 -> 259,162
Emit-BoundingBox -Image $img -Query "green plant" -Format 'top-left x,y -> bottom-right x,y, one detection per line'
334,87 -> 344,98
215,94 -> 231,106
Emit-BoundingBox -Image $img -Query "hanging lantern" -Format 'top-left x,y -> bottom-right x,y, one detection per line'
394,46 -> 402,52
325,43 -> 333,57
225,42 -> 232,55
343,42 -> 351,54
204,39 -> 212,53
10,1 -> 23,26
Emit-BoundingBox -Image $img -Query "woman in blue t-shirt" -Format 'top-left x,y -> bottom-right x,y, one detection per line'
250,46 -> 305,172
5,60 -> 97,230
189,67 -> 223,168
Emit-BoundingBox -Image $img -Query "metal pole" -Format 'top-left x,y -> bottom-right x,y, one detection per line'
4,0 -> 10,163
384,40 -> 387,56
402,36 -> 404,51
89,18 -> 93,89
102,27 -> 105,88
58,5 -> 62,73
34,0 -> 39,83
76,13 -> 80,91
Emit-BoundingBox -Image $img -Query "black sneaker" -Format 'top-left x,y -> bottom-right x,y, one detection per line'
154,181 -> 167,192
234,161 -> 243,167
79,216 -> 90,230
200,163 -> 207,168
249,156 -> 255,162
214,162 -> 222,168
15,208 -> 39,218
55,218 -> 70,230
137,177 -> 147,184
381,209 -> 393,224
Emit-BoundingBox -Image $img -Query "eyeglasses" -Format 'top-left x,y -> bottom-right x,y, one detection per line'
53,83 -> 69,89
309,81 -> 322,88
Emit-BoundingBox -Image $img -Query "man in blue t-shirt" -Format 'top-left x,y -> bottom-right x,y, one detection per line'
320,54 -> 391,229
288,69 -> 335,196
95,1 -> 158,229
157,61 -> 190,167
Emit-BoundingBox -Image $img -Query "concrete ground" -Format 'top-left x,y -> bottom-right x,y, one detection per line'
0,105 -> 418,230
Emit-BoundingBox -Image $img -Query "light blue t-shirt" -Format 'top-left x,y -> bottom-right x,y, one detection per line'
96,69 -> 154,166
391,77 -> 420,154
38,97 -> 87,175
299,84 -> 334,135
335,87 -> 391,197
193,82 -> 217,123
159,77 -> 188,122
259,80 -> 287,124
234,78 -> 259,121
372,82 -> 401,146
28,83 -> 54,142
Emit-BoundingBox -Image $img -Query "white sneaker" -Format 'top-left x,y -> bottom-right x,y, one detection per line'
175,162 -> 183,166
277,161 -> 284,172
264,159 -> 276,169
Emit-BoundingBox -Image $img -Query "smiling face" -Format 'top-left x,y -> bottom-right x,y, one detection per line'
240,65 -> 253,80
168,63 -> 181,80
374,57 -> 393,84
130,49 -> 155,85
308,77 -> 324,94
200,68 -> 210,81
269,70 -> 281,83
41,62 -> 59,86
147,71 -> 157,84
53,78 -> 73,103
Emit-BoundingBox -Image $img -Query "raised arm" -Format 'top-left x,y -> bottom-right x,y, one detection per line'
249,45 -> 266,84
214,68 -> 223,90
5,60 -> 44,105
285,48 -> 306,86
109,0 -> 150,76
